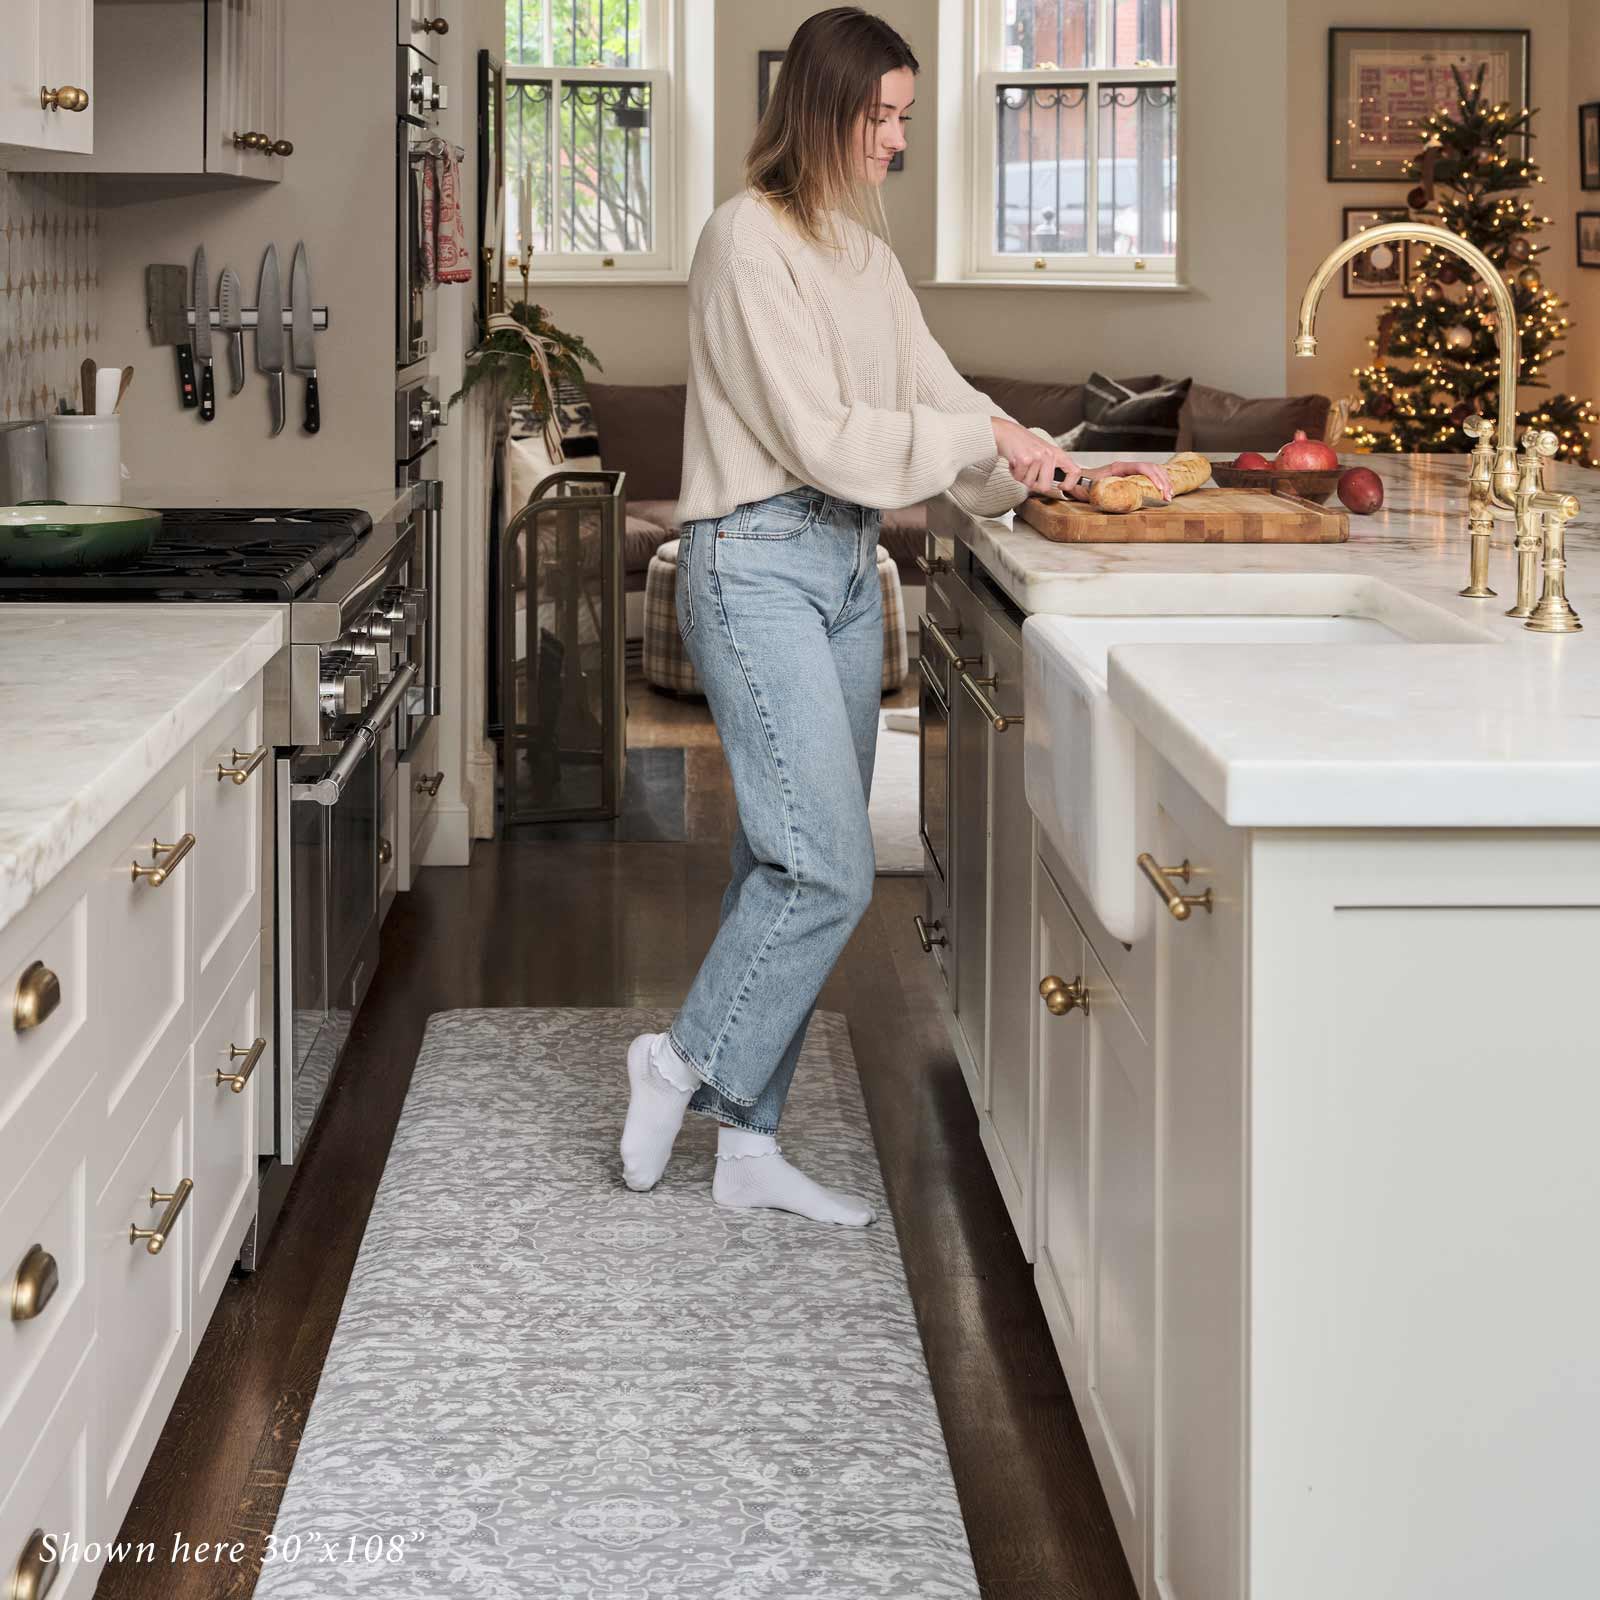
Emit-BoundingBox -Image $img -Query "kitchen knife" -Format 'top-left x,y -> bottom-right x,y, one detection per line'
256,244 -> 286,437
192,245 -> 216,422
290,242 -> 320,435
145,264 -> 198,408
218,268 -> 245,395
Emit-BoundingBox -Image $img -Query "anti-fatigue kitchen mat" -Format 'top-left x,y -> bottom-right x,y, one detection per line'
251,1007 -> 981,1599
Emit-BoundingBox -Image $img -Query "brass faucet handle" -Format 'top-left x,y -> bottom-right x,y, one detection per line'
1463,413 -> 1494,442
1520,428 -> 1559,461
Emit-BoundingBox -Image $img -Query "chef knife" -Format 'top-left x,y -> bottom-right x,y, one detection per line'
218,268 -> 245,395
290,241 -> 320,435
145,264 -> 198,408
192,244 -> 215,422
256,244 -> 286,437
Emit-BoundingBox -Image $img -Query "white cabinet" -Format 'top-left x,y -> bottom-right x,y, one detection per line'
16,0 -> 288,179
0,0 -> 94,156
398,715 -> 442,893
950,582 -> 990,1103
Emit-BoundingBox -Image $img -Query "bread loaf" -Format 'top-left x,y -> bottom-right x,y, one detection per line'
1087,452 -> 1213,514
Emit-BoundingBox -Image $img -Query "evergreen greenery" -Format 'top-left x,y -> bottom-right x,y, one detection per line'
1347,65 -> 1595,465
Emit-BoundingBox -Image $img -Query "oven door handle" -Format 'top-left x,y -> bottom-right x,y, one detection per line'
291,662 -> 418,806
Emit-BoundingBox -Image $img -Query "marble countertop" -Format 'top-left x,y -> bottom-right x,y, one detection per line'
121,481 -> 416,527
932,454 -> 1600,827
0,605 -> 284,935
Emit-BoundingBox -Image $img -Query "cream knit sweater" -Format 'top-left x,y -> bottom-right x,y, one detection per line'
674,190 -> 1034,526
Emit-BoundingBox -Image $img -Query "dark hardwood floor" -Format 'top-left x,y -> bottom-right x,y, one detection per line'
96,819 -> 1135,1599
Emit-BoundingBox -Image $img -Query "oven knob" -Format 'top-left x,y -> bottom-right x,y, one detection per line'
432,81 -> 449,111
320,669 -> 364,718
381,599 -> 420,635
409,413 -> 426,437
423,392 -> 446,428
355,614 -> 396,641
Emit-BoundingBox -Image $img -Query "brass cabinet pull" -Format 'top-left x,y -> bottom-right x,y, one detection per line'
217,745 -> 267,785
217,1037 -> 266,1094
10,1244 -> 59,1322
913,913 -> 946,952
419,16 -> 450,32
232,129 -> 269,150
414,771 -> 444,797
12,961 -> 61,1033
378,836 -> 394,865
41,84 -> 89,112
1039,974 -> 1089,1016
271,138 -> 294,157
129,1178 -> 193,1255
918,615 -> 971,667
960,670 -> 1022,733
9,1528 -> 57,1600
1137,854 -> 1213,920
131,833 -> 196,886
914,553 -> 950,576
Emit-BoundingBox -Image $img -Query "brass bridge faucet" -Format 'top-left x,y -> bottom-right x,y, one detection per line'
1294,220 -> 1581,633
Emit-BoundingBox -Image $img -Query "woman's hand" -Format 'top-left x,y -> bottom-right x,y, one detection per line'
1075,459 -> 1176,503
991,417 -> 1082,498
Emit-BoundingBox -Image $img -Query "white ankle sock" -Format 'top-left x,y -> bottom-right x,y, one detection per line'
620,1032 -> 695,1191
712,1127 -> 875,1227
648,1030 -> 696,1091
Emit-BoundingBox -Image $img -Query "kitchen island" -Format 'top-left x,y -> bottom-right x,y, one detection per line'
918,453 -> 1600,1600
1,605 -> 280,1600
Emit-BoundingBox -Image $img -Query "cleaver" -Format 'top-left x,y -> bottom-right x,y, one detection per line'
145,264 -> 199,409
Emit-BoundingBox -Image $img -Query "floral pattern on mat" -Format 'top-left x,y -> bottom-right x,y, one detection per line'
252,1007 -> 980,1599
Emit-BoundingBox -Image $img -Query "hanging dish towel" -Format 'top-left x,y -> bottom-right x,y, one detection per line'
435,145 -> 474,284
418,153 -> 439,285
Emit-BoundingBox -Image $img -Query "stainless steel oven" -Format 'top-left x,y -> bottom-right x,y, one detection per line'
398,44 -> 449,369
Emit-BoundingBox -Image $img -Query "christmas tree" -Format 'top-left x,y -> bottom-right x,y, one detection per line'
1346,65 -> 1596,465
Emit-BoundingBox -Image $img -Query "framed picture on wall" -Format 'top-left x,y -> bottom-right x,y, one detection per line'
1579,213 -> 1600,269
757,49 -> 902,169
1581,103 -> 1600,192
1328,28 -> 1531,182
1342,207 -> 1412,296
477,49 -> 506,332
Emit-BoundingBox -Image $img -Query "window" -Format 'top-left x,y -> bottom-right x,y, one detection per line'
947,0 -> 1179,283
504,0 -> 708,280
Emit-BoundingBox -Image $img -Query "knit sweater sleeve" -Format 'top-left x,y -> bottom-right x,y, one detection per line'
697,254 -> 999,510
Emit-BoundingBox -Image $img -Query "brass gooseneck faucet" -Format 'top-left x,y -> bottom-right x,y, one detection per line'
1295,220 -> 1580,633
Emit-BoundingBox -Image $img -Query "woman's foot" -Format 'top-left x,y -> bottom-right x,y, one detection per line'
620,1032 -> 696,1191
711,1127 -> 875,1226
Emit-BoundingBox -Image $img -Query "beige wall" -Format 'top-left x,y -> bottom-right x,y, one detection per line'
89,0 -> 397,496
1285,1 -> 1579,426
1570,6 -> 1600,425
535,0 -> 1293,401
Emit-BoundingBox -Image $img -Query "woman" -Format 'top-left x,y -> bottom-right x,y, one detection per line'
620,6 -> 1173,1226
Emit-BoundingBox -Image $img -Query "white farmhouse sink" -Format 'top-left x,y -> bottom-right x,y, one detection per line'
1021,584 -> 1493,943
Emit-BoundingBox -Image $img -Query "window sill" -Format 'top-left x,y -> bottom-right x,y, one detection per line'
512,272 -> 690,288
916,275 -> 1191,292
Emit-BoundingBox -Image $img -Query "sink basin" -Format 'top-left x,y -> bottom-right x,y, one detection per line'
1021,586 -> 1494,943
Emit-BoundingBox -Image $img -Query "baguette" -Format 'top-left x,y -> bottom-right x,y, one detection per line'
1086,452 -> 1212,514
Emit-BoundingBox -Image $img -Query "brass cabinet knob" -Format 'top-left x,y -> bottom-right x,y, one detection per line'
129,1178 -> 193,1255
1136,854 -> 1213,921
131,833 -> 196,887
41,84 -> 89,112
271,138 -> 294,157
217,1037 -> 266,1093
414,771 -> 444,797
9,1528 -> 56,1600
1039,974 -> 1089,1016
912,913 -> 946,952
232,130 -> 269,150
378,836 -> 394,865
217,745 -> 267,785
420,16 -> 449,32
12,960 -> 61,1032
10,1244 -> 59,1322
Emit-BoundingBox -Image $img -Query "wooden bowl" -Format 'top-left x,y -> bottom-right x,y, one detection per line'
1209,464 -> 1342,505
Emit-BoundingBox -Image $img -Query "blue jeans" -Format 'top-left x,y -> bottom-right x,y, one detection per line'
665,486 -> 883,1134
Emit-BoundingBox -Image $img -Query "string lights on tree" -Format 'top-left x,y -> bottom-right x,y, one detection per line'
1347,65 -> 1596,465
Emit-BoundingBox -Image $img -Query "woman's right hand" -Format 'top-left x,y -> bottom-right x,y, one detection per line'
991,416 -> 1080,497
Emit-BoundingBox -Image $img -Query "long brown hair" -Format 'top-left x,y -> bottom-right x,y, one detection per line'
745,8 -> 919,257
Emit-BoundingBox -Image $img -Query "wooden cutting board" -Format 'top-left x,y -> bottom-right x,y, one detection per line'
1017,487 -> 1349,543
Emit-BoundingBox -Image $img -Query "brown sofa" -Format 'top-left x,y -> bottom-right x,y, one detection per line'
588,375 -> 1334,590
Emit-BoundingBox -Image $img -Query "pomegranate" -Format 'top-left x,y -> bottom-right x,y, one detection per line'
1337,466 -> 1384,514
1232,451 -> 1273,470
1274,430 -> 1340,472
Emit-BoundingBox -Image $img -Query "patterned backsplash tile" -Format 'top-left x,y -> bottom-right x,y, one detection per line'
0,172 -> 100,421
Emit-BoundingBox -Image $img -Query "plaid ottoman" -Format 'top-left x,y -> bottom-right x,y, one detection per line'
643,538 -> 909,696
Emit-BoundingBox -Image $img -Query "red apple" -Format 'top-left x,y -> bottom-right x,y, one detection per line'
1232,451 -> 1273,470
1337,466 -> 1384,514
